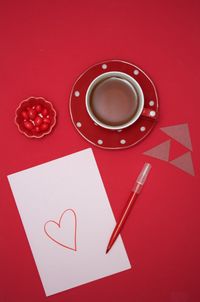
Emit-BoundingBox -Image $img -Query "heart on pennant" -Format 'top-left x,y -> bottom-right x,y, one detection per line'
44,209 -> 77,251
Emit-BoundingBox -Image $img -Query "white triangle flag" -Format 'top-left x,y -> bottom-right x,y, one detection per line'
170,151 -> 195,176
160,123 -> 192,151
143,140 -> 171,161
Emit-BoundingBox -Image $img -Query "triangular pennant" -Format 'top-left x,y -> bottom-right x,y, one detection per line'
143,140 -> 171,161
160,123 -> 192,151
170,151 -> 195,176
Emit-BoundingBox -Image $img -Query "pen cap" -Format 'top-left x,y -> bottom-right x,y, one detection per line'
136,163 -> 151,185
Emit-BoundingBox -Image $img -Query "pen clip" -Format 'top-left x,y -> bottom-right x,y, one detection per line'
136,163 -> 151,186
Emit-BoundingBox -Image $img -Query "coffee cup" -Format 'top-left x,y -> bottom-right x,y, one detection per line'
85,71 -> 154,130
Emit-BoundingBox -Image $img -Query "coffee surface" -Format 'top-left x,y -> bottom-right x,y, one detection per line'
90,77 -> 139,126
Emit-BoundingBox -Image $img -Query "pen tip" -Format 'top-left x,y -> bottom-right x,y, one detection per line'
106,247 -> 110,254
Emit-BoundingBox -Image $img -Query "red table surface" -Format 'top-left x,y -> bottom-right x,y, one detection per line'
0,1 -> 200,301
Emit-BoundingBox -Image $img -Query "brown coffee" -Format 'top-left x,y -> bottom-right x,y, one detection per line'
89,77 -> 139,126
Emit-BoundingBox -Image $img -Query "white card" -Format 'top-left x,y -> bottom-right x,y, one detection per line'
8,148 -> 131,296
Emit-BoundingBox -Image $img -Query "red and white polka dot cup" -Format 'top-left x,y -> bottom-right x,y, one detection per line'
85,71 -> 156,130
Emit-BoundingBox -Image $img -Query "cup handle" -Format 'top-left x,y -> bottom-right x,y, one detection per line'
142,108 -> 157,119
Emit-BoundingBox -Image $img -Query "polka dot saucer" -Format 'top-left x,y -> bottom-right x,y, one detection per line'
69,60 -> 159,150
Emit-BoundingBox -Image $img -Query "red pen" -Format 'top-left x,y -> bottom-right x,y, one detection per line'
106,163 -> 151,254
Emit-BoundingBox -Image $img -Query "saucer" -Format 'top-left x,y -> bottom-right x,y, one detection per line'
69,60 -> 159,149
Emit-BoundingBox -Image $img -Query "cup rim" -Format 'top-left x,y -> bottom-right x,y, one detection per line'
85,71 -> 144,130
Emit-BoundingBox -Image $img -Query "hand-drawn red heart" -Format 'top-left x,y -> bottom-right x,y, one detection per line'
44,209 -> 77,251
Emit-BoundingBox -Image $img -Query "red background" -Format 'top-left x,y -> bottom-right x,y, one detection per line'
0,1 -> 200,301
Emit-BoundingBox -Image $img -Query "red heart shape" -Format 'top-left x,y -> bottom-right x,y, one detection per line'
44,209 -> 77,251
